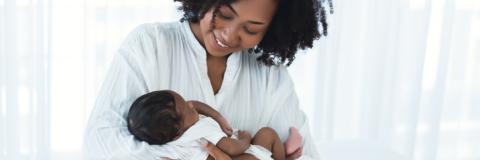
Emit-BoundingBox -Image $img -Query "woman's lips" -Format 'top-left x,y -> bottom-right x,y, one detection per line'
216,37 -> 229,48
212,33 -> 231,49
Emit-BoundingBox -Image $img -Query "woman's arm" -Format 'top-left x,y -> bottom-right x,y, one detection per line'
84,24 -> 174,159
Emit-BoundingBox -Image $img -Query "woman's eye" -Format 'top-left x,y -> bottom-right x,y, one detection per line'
217,12 -> 233,20
244,27 -> 258,35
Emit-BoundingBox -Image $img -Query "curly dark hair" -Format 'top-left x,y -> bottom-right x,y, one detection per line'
127,90 -> 181,145
175,0 -> 333,66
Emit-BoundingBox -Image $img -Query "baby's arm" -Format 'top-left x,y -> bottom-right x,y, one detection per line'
190,101 -> 251,156
216,130 -> 252,156
190,100 -> 221,118
190,101 -> 233,136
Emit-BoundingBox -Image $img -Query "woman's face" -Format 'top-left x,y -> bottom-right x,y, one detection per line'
195,0 -> 278,57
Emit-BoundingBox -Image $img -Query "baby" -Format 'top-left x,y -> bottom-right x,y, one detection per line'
127,90 -> 301,160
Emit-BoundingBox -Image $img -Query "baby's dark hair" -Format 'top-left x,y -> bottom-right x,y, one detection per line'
127,90 -> 181,145
174,0 -> 333,66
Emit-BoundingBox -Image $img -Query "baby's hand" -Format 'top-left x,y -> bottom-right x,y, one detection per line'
217,116 -> 233,136
237,130 -> 252,144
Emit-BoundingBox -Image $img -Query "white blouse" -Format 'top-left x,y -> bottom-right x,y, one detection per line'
84,21 -> 320,159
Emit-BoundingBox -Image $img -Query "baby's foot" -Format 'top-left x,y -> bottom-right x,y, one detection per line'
284,127 -> 302,155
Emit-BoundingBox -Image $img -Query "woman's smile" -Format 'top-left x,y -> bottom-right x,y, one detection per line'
213,32 -> 231,48
208,30 -> 240,56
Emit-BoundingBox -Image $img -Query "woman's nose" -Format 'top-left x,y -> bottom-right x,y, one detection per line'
220,25 -> 240,47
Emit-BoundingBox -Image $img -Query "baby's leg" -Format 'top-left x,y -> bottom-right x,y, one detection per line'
251,127 -> 286,160
231,154 -> 257,160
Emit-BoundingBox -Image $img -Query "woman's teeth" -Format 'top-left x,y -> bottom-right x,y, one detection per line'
215,37 -> 229,48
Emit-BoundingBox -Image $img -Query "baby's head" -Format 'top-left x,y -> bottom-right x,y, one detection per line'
127,90 -> 199,145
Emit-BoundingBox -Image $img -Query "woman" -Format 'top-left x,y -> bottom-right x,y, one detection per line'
84,0 -> 330,159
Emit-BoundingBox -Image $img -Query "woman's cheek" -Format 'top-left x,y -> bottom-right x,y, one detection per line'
243,36 -> 263,48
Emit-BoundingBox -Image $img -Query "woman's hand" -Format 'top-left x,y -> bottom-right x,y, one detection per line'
286,147 -> 303,160
203,141 -> 232,160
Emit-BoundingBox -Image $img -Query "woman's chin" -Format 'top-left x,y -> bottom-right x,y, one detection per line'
206,49 -> 232,58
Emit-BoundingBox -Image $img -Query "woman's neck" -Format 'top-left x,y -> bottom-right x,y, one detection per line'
206,53 -> 229,64
206,53 -> 229,94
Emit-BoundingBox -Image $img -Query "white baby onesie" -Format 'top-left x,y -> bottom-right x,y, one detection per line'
159,115 -> 272,160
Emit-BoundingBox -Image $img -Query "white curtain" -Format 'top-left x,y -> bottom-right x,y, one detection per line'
1,0 -> 479,159
1,0 -> 182,159
289,0 -> 480,159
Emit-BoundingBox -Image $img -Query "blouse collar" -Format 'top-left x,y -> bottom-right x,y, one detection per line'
181,20 -> 207,58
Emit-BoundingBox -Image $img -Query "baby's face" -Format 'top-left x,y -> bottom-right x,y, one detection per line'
169,91 -> 199,135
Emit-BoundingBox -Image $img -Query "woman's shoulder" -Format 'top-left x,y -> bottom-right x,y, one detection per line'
118,21 -> 185,60
124,21 -> 183,44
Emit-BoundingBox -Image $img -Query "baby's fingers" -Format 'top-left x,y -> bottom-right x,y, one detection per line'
223,127 -> 233,136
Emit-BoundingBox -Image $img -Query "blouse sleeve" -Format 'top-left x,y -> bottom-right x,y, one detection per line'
84,24 -> 173,159
266,65 -> 321,160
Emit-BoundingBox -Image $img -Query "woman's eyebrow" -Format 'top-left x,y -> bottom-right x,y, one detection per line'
226,4 -> 238,15
226,4 -> 265,25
